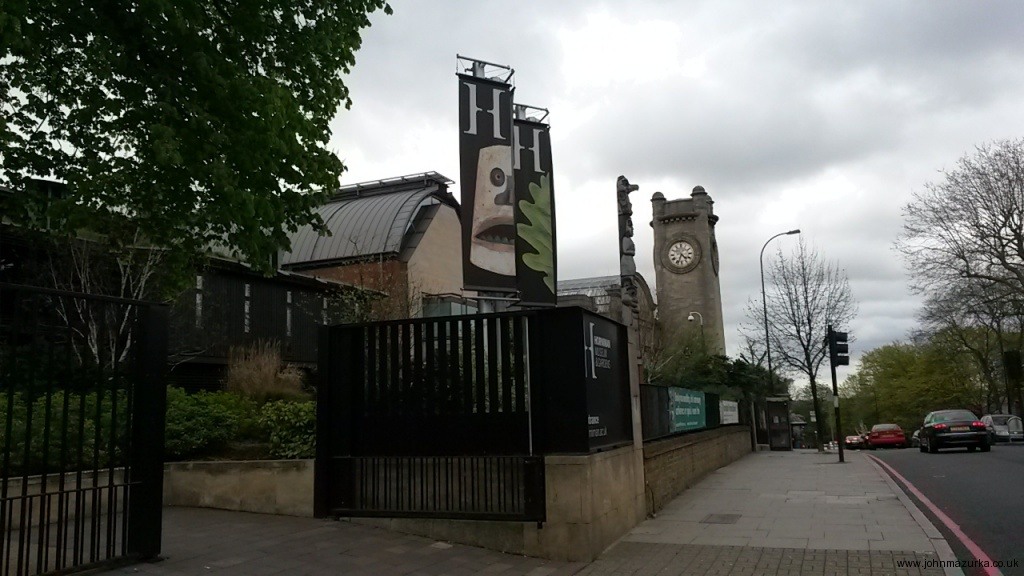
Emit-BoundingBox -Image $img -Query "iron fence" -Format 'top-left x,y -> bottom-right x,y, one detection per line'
316,312 -> 543,521
315,307 -> 635,523
0,283 -> 166,576
325,455 -> 544,521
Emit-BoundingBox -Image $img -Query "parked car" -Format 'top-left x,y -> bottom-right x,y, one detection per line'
919,409 -> 990,453
865,423 -> 906,449
980,414 -> 1024,443
910,429 -> 921,447
844,435 -> 864,450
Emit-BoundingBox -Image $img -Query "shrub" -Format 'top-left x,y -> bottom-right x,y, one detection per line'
0,389 -> 128,475
164,387 -> 260,460
258,400 -> 315,459
224,340 -> 309,403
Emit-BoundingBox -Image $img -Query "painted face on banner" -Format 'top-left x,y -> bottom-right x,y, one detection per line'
470,144 -> 515,276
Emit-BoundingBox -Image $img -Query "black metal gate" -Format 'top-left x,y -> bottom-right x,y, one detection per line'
0,283 -> 167,576
315,306 -> 636,523
315,312 -> 546,522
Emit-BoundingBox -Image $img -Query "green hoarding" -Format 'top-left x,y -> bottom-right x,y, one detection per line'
668,387 -> 706,432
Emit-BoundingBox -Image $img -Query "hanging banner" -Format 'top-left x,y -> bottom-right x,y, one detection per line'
458,73 -> 516,293
513,116 -> 557,306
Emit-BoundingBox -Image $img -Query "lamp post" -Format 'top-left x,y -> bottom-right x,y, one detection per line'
760,229 -> 800,395
687,311 -> 705,346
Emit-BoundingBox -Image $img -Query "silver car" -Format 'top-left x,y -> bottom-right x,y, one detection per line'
980,414 -> 1023,443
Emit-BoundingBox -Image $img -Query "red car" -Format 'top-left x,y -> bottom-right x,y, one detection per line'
866,423 -> 906,449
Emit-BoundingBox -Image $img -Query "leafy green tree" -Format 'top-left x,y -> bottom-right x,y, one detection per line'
897,139 -> 1024,415
846,339 -> 985,435
1,0 -> 391,273
917,280 -> 1024,414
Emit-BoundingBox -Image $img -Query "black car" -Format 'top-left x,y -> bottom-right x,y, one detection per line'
919,409 -> 990,453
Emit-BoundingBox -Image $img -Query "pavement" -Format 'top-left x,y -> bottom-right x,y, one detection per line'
103,449 -> 958,576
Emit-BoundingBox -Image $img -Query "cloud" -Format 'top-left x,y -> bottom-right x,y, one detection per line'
327,0 -> 1024,377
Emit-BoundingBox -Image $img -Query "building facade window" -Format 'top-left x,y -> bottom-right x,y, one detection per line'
194,275 -> 204,329
244,283 -> 251,334
286,290 -> 293,338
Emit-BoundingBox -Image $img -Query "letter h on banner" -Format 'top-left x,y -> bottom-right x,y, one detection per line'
458,60 -> 516,293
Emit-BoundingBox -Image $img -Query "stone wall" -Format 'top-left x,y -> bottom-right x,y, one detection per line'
161,449 -> 644,562
642,425 -> 749,516
163,460 -> 312,516
160,427 -> 750,561
4,469 -> 123,530
354,445 -> 646,562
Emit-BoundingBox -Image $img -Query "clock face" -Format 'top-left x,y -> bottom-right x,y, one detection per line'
711,239 -> 720,276
668,241 -> 695,268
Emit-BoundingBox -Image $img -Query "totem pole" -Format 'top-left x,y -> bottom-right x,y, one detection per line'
617,175 -> 640,309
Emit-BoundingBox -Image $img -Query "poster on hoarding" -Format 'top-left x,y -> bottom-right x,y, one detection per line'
669,388 -> 706,432
720,400 -> 740,424
458,72 -> 515,293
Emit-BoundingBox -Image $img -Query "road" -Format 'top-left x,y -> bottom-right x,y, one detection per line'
869,443 -> 1024,576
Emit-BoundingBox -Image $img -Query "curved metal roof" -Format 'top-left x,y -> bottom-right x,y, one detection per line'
282,173 -> 457,268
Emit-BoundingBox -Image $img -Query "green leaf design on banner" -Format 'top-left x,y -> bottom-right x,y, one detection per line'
517,174 -> 555,293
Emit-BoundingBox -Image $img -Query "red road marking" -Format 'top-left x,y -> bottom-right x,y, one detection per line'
868,454 -> 1000,576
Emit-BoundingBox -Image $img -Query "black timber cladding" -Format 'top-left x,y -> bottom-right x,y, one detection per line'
168,259 -> 361,368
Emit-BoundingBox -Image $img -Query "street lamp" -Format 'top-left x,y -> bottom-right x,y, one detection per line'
760,229 -> 800,395
687,311 -> 705,344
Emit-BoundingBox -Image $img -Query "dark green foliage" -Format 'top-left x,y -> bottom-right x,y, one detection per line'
1,0 -> 391,274
162,387 -> 313,460
839,336 -> 987,436
0,389 -> 128,475
648,329 -> 754,401
163,387 -> 261,460
258,400 -> 315,459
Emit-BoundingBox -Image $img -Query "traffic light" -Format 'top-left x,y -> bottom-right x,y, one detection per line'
827,326 -> 850,366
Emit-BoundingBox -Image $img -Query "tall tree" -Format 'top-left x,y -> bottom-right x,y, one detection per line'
898,139 -> 1024,414
751,238 -> 857,445
850,339 -> 984,434
1,0 -> 391,274
917,280 -> 1024,414
898,138 -> 1024,297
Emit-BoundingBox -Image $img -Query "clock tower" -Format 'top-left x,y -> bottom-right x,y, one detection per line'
651,186 -> 726,355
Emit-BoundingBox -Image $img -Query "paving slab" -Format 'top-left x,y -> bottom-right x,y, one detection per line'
621,450 -> 939,555
91,448 -> 960,576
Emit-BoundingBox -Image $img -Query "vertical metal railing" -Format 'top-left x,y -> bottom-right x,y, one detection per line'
0,283 -> 166,576
338,455 -> 544,521
316,311 -> 545,521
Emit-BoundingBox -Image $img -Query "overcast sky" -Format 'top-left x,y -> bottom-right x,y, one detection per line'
326,1 -> 1024,372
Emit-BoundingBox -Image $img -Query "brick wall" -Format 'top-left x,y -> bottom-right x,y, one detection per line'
642,426 -> 750,516
301,259 -> 414,319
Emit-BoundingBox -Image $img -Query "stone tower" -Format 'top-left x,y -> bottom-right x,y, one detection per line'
651,186 -> 726,355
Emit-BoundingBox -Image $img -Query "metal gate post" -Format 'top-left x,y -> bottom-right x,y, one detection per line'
313,324 -> 333,518
126,305 -> 168,559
